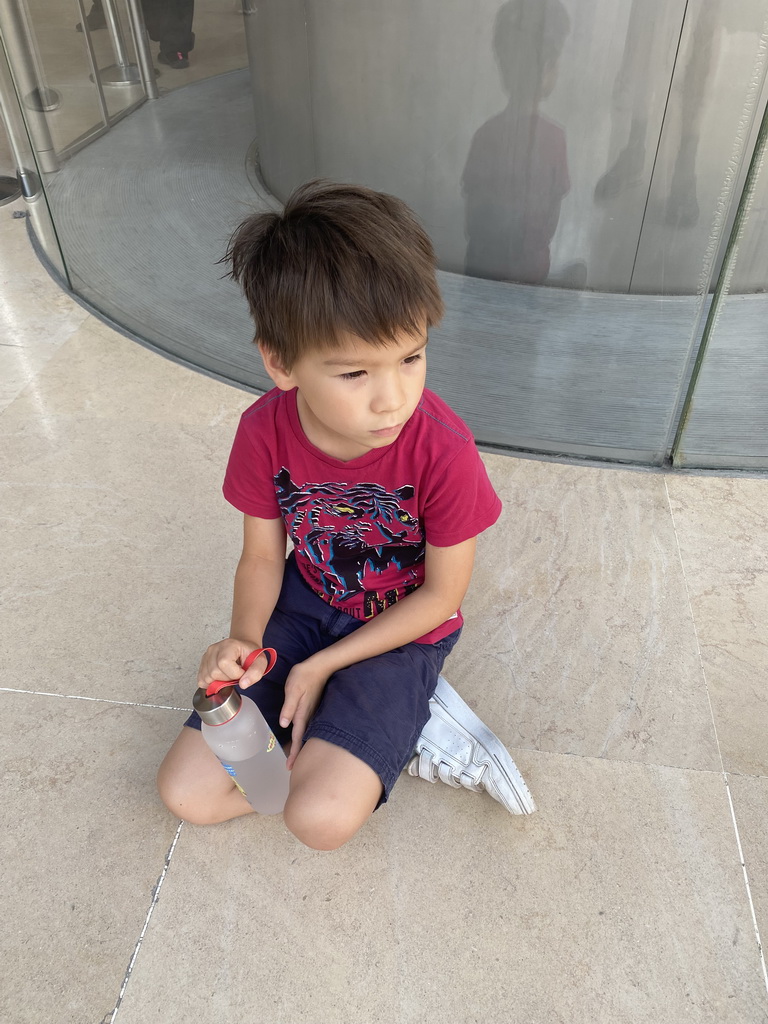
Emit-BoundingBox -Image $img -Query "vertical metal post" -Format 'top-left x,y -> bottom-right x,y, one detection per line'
125,0 -> 159,99
74,0 -> 111,124
0,0 -> 58,172
103,0 -> 131,68
0,36 -> 36,195
0,31 -> 66,281
98,0 -> 141,86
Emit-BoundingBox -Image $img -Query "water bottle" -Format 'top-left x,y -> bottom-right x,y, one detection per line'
193,647 -> 290,814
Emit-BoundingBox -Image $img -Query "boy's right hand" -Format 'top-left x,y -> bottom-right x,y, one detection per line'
197,638 -> 270,691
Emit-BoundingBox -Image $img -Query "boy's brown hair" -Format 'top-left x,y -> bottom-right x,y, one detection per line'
224,179 -> 444,368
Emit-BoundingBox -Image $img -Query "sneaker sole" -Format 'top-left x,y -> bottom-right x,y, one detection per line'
429,675 -> 537,815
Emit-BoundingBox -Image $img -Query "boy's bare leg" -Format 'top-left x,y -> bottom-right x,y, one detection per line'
157,726 -> 254,824
158,730 -> 382,847
284,738 -> 383,851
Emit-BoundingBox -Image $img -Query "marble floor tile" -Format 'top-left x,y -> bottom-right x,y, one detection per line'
728,774 -> 768,971
666,476 -> 768,776
450,455 -> 720,772
1,416 -> 242,703
3,562 -> 234,708
4,318 -> 249,429
0,414 -> 240,560
0,205 -> 90,412
0,341 -> 69,414
0,691 -> 183,1024
113,752 -> 767,1024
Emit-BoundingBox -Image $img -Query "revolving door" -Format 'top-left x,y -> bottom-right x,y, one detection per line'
2,0 -> 768,468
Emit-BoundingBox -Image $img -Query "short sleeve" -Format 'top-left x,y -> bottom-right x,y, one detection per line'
421,441 -> 502,547
222,415 -> 281,519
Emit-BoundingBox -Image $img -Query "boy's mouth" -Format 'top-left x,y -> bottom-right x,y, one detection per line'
370,424 -> 402,438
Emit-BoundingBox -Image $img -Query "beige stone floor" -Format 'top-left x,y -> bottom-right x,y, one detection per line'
2,196 -> 768,1024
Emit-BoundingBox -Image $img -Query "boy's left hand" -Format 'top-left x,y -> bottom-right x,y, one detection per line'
279,660 -> 329,769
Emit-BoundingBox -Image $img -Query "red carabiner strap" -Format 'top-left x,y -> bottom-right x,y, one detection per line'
205,647 -> 277,697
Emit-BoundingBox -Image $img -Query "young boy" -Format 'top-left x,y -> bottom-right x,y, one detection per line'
157,180 -> 534,850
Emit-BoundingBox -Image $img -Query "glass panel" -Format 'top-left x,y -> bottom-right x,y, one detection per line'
294,0 -> 691,293
29,0 -> 252,370
0,28 -> 67,275
0,110 -> 16,181
673,98 -> 768,469
631,0 -> 768,295
95,0 -> 146,122
21,0 -> 108,153
0,86 -> 22,204
243,0 -> 768,462
5,0 -> 767,467
144,0 -> 248,94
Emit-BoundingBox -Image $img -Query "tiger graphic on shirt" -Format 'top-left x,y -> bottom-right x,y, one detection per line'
274,467 -> 424,617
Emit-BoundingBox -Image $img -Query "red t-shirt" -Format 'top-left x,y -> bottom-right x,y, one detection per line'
223,387 -> 502,644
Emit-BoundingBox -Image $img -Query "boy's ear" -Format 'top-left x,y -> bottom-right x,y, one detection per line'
258,342 -> 295,390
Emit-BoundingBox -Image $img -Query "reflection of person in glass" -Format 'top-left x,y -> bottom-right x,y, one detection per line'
462,0 -> 571,285
77,0 -> 195,70
594,0 -> 721,229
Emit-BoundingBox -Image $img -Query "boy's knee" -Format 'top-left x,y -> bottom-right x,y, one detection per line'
156,766 -> 219,826
283,792 -> 366,851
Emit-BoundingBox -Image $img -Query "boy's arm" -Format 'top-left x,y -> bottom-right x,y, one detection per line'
197,514 -> 287,689
281,536 -> 477,765
310,537 -> 477,673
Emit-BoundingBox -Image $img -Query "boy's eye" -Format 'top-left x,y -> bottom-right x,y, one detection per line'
337,351 -> 424,379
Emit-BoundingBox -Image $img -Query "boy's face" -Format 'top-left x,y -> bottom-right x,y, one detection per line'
261,326 -> 428,461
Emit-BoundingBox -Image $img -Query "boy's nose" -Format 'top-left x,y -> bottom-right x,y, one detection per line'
371,375 -> 406,415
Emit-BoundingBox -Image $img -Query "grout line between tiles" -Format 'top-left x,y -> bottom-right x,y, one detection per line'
0,686 -> 189,712
3,687 -> 763,777
664,476 -> 768,994
5,686 -> 762,778
107,821 -> 184,1023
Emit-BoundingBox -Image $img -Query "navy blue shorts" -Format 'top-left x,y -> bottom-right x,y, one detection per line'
185,554 -> 461,803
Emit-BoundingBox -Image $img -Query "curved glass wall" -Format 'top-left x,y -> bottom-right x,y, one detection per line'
674,100 -> 768,469
2,0 -> 768,468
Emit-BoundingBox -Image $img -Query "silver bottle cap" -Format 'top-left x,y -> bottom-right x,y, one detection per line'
193,685 -> 242,726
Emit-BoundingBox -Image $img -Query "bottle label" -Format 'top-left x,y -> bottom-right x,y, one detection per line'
266,734 -> 276,753
221,762 -> 247,798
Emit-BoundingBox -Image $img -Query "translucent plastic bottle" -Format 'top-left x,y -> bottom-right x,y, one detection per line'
193,648 -> 290,815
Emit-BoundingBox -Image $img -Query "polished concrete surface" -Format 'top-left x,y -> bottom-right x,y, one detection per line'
2,198 -> 768,1022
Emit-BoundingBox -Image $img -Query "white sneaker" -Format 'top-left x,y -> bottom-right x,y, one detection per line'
406,675 -> 536,815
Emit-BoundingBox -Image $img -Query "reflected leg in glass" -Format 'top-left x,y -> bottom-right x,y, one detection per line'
462,0 -> 572,285
593,117 -> 646,203
158,49 -> 191,70
143,0 -> 195,69
665,3 -> 720,230
76,1 -> 107,33
593,0 -> 656,205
